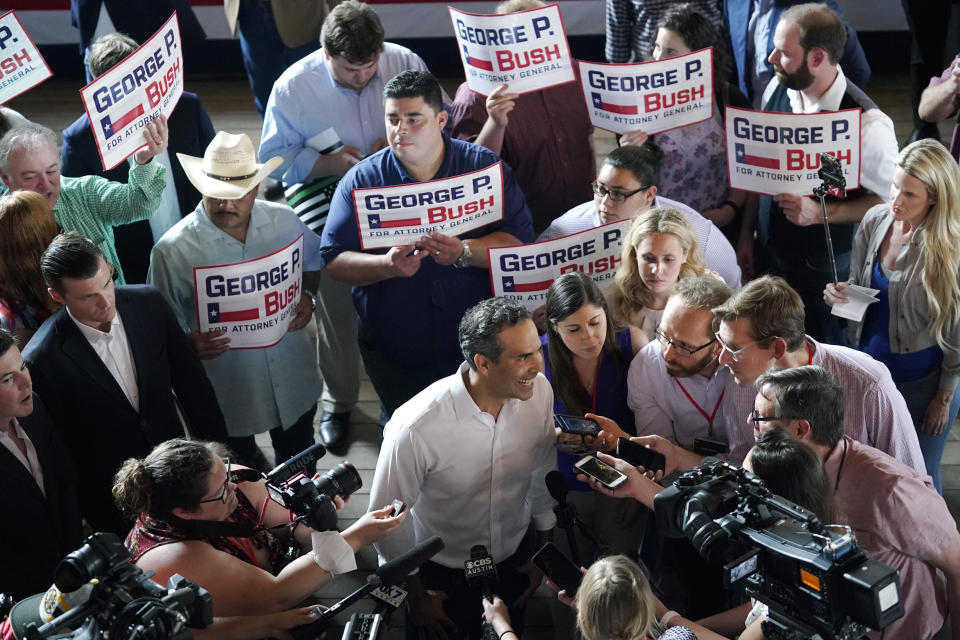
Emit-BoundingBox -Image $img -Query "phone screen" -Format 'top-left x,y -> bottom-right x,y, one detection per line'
532,543 -> 582,595
575,456 -> 627,488
554,414 -> 601,436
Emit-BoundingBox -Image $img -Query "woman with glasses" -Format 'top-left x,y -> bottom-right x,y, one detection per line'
620,4 -> 750,241
0,191 -> 61,344
113,439 -> 405,617
608,207 -> 708,340
824,139 -> 960,493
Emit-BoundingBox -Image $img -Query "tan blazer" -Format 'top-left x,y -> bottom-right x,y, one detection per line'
224,0 -> 329,49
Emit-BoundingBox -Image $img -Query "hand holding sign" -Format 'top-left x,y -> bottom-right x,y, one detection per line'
773,192 -> 821,226
133,113 -> 169,164
418,231 -> 464,266
188,327 -> 231,359
486,84 -> 518,127
620,129 -> 649,147
385,244 -> 429,278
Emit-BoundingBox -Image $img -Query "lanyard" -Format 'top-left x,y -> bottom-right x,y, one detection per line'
674,379 -> 725,437
576,354 -> 603,413
808,342 -> 814,365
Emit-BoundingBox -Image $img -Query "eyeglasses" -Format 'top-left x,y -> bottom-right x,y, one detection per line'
749,409 -> 783,425
198,458 -> 232,504
591,180 -> 650,203
714,331 -> 774,362
655,328 -> 715,357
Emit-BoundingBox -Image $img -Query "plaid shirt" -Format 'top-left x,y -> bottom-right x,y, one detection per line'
605,0 -> 723,63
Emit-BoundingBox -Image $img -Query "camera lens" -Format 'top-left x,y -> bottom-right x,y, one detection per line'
314,460 -> 362,498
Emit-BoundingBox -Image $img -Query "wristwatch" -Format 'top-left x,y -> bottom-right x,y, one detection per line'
454,241 -> 473,268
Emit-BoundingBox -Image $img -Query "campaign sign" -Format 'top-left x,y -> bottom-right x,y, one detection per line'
489,219 -> 631,311
450,4 -> 575,96
725,106 -> 861,196
0,11 -> 53,105
194,235 -> 304,350
80,12 -> 183,170
579,48 -> 713,135
353,163 -> 504,250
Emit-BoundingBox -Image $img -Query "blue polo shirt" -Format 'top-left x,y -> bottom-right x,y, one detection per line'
320,134 -> 533,370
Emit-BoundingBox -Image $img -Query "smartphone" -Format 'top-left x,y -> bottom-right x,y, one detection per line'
615,438 -> 666,474
390,499 -> 406,517
554,414 -> 602,437
532,542 -> 583,595
574,455 -> 628,489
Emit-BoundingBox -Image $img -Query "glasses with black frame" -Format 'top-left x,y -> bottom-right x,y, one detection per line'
655,328 -> 715,357
197,458 -> 232,504
591,180 -> 650,203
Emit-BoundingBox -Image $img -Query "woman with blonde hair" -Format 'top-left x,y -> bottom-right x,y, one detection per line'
825,138 -> 960,493
609,206 -> 707,338
0,190 -> 60,342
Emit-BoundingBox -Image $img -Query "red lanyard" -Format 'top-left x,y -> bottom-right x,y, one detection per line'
808,342 -> 814,365
673,379 -> 725,437
576,354 -> 603,413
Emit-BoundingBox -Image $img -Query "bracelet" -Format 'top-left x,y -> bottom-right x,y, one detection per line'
724,199 -> 740,211
660,610 -> 681,628
499,630 -> 517,640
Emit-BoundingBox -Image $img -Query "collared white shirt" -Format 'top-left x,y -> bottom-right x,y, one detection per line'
627,340 -> 736,454
0,418 -> 45,495
69,307 -> 140,411
760,66 -> 898,200
538,196 -> 742,290
370,362 -> 558,569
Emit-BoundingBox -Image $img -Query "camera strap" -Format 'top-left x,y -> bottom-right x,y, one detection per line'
165,515 -> 263,539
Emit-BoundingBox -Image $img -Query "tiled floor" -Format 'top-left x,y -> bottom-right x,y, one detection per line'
9,68 -> 958,639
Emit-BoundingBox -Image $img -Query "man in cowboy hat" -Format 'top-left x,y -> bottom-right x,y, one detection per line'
148,131 -> 323,471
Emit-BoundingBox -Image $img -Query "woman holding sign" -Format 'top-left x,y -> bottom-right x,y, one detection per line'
824,139 -> 960,493
621,5 -> 749,241
608,207 -> 708,339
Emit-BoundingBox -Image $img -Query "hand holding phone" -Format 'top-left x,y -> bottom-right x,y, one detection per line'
615,438 -> 666,474
532,542 -> 583,595
574,455 -> 628,489
554,414 -> 601,437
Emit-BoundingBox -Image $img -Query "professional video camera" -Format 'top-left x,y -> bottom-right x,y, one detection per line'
18,532 -> 212,640
234,442 -> 362,532
653,462 -> 904,640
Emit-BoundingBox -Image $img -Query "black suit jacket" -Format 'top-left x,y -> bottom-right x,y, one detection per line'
70,0 -> 206,52
0,396 -> 84,600
61,92 -> 216,284
23,286 -> 228,535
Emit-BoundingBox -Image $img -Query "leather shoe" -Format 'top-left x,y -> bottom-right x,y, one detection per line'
319,411 -> 350,450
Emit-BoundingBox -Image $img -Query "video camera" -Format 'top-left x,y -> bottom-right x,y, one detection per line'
235,443 -> 362,532
653,462 -> 904,640
20,532 -> 212,640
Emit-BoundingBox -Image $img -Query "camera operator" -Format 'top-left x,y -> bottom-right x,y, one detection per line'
111,438 -> 407,617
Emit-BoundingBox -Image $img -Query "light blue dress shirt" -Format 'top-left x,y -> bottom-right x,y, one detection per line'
259,43 -> 432,186
147,199 -> 323,436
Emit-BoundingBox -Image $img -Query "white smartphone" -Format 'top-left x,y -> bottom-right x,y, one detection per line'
574,455 -> 628,489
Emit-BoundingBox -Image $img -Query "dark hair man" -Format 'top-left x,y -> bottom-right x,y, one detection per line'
742,3 -> 898,344
0,328 -> 83,599
320,71 -> 534,423
61,32 -> 216,284
23,233 -> 227,534
538,145 -> 741,289
259,1 -> 446,448
369,297 -> 556,640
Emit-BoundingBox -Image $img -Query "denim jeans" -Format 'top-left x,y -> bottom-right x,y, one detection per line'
236,0 -> 318,118
897,371 -> 960,494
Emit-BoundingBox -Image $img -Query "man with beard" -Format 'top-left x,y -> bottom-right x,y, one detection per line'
626,275 -> 743,461
742,3 -> 898,345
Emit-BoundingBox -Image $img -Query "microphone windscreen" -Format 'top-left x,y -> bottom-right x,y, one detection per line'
545,470 -> 569,503
375,535 -> 444,586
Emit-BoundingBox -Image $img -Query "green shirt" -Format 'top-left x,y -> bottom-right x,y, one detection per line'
1,159 -> 166,284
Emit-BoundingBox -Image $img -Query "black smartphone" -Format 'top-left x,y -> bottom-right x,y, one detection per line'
574,455 -> 628,489
532,542 -> 583,595
615,438 -> 666,474
554,414 -> 601,437
390,499 -> 406,517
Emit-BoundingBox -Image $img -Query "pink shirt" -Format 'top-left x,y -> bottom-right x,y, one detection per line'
720,337 -> 925,472
826,436 -> 952,639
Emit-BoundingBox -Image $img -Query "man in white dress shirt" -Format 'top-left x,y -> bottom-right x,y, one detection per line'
368,296 -> 556,640
538,144 -> 741,289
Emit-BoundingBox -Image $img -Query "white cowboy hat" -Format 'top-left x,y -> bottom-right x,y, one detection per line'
178,131 -> 283,200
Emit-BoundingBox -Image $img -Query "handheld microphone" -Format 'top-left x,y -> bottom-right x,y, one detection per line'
545,471 -> 569,506
290,536 -> 444,640
464,546 -> 499,640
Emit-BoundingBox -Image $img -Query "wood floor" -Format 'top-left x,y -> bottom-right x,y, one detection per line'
8,68 -> 958,639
